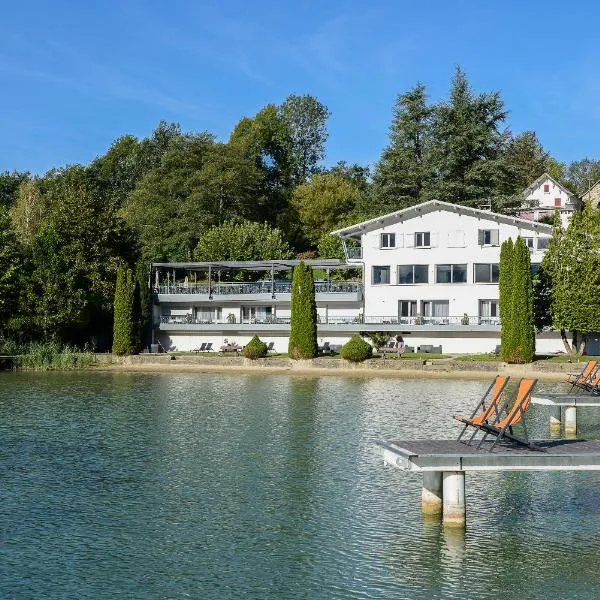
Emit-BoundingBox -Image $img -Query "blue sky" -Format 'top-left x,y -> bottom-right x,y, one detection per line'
2,0 -> 599,175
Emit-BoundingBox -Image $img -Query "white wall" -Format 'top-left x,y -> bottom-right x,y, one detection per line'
360,208 -> 549,320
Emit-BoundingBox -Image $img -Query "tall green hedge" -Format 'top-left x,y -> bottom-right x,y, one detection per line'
499,237 -> 535,363
499,238 -> 514,361
113,263 -> 135,356
288,262 -> 318,359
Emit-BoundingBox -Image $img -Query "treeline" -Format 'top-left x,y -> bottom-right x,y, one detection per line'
1,68 -> 599,350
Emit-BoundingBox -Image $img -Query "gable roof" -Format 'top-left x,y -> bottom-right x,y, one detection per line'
330,199 -> 553,240
523,172 -> 574,199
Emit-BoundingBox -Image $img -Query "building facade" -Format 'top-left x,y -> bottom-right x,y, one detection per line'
153,201 -> 565,355
518,173 -> 580,227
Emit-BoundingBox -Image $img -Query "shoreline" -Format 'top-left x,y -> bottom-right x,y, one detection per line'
91,355 -> 576,381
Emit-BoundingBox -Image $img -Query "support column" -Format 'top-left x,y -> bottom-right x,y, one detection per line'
550,406 -> 562,435
565,406 -> 577,436
421,471 -> 443,517
443,471 -> 466,528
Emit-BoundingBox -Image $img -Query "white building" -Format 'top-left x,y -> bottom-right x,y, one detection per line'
152,201 -> 566,355
517,173 -> 580,227
331,200 -> 562,354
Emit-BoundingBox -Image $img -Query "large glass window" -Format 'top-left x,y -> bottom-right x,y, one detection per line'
380,233 -> 396,248
422,300 -> 449,318
474,263 -> 499,283
397,264 -> 428,284
537,237 -> 549,250
436,264 -> 467,283
414,232 -> 431,247
479,299 -> 499,324
399,300 -> 417,318
372,266 -> 390,285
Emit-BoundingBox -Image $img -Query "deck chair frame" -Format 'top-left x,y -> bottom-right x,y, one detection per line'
567,361 -> 598,392
473,378 -> 540,452
455,375 -> 510,444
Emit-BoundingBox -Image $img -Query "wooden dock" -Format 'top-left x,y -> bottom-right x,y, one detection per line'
375,437 -> 600,527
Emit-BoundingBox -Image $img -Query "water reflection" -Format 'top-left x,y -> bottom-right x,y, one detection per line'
0,372 -> 599,599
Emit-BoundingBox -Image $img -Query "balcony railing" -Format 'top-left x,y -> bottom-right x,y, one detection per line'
346,247 -> 362,259
155,281 -> 362,295
159,314 -> 500,326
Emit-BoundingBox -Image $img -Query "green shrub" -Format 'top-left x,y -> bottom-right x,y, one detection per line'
244,335 -> 268,359
341,335 -> 373,362
14,341 -> 95,371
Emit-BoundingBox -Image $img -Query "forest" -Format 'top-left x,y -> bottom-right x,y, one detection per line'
1,68 -> 600,351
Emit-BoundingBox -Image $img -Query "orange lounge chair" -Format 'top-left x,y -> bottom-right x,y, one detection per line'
455,375 -> 510,444
566,360 -> 598,392
472,378 -> 539,452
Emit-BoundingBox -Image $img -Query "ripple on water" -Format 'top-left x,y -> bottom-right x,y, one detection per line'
0,371 -> 599,599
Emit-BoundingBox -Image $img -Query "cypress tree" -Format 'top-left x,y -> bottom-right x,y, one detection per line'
509,237 -> 535,363
113,263 -> 135,356
499,238 -> 514,361
135,262 -> 151,352
288,262 -> 318,359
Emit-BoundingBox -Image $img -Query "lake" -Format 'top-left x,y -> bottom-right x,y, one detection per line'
0,371 -> 599,599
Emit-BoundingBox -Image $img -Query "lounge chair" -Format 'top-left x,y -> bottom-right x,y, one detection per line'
455,375 -> 510,443
566,361 -> 598,392
204,342 -> 213,352
193,343 -> 206,353
468,378 -> 539,452
266,342 -> 275,352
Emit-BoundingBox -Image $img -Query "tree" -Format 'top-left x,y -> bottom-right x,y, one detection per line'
0,171 -> 29,208
508,237 -> 535,363
136,262 -> 152,351
426,68 -> 509,206
566,158 -> 600,196
549,206 -> 600,354
0,207 -> 22,331
279,94 -> 331,185
291,173 -> 361,245
113,263 -> 135,356
194,220 -> 293,261
9,179 -> 45,244
372,83 -> 432,212
288,262 -> 318,359
499,238 -> 514,361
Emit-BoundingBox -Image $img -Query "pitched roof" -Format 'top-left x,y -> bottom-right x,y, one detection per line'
330,199 -> 553,239
522,172 -> 574,199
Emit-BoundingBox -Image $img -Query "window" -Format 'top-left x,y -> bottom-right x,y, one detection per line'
397,264 -> 428,284
479,300 -> 499,324
422,300 -> 449,319
474,263 -> 499,283
531,263 -> 541,278
543,184 -> 550,193
399,300 -> 418,318
372,266 -> 390,285
415,231 -> 431,247
554,197 -> 561,207
523,237 -> 534,251
436,264 -> 467,283
380,233 -> 395,249
537,237 -> 549,250
478,229 -> 499,246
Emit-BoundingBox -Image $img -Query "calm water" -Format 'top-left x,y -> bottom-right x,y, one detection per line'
0,372 -> 599,599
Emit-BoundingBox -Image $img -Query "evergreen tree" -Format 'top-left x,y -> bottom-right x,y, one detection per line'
508,237 -> 535,363
550,207 -> 600,354
113,264 -> 135,356
426,68 -> 508,206
288,262 -> 318,359
136,262 -> 152,352
499,238 -> 514,361
371,84 -> 432,212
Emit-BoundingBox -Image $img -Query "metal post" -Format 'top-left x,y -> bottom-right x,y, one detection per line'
443,471 -> 466,528
208,265 -> 212,299
565,406 -> 577,436
422,471 -> 443,517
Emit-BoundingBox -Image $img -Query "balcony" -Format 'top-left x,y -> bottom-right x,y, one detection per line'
346,247 -> 362,260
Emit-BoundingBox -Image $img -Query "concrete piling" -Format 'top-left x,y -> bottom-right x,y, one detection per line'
442,471 -> 466,528
421,471 -> 443,516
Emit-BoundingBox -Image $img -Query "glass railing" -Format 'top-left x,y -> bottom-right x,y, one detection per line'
159,314 -> 500,326
155,281 -> 362,295
346,247 -> 362,259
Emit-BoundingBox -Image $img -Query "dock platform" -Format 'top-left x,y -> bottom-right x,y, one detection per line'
532,394 -> 600,435
376,437 -> 600,527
